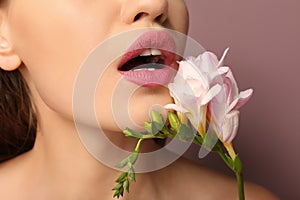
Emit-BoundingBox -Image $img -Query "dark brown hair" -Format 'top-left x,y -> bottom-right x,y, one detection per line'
0,69 -> 37,162
0,1 -> 36,162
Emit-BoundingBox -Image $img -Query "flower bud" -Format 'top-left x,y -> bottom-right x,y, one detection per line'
144,122 -> 152,134
150,110 -> 164,125
168,112 -> 180,133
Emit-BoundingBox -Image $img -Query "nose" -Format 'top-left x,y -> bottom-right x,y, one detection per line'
121,0 -> 168,25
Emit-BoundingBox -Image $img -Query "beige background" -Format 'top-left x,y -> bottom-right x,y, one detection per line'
184,0 -> 300,199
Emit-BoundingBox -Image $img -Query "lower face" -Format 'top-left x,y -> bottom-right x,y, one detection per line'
5,0 -> 189,132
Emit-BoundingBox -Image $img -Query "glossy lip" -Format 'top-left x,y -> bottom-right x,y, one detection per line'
118,30 -> 177,87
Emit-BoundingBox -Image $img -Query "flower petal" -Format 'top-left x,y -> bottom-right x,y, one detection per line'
224,70 -> 239,102
233,89 -> 254,110
218,66 -> 230,76
164,104 -> 189,113
228,89 -> 253,112
180,60 -> 203,81
188,104 -> 207,131
201,52 -> 219,73
222,110 -> 239,143
186,78 -> 206,98
218,47 -> 230,67
201,84 -> 222,105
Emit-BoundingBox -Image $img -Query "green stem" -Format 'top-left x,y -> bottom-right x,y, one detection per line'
216,146 -> 234,171
216,146 -> 245,200
236,171 -> 245,200
235,172 -> 245,200
134,138 -> 143,152
193,134 -> 203,146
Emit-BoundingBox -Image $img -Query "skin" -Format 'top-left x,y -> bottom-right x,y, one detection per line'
0,0 -> 278,199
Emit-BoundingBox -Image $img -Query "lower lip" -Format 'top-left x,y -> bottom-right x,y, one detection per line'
119,65 -> 176,87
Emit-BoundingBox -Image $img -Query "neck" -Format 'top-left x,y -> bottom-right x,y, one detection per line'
25,96 -> 162,199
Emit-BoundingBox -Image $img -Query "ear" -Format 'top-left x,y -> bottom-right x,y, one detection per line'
0,12 -> 21,71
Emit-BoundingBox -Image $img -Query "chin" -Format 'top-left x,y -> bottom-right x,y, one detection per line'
128,86 -> 172,128
95,72 -> 173,133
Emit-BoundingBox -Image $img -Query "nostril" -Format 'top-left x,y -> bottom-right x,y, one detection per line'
134,12 -> 148,22
155,14 -> 164,23
133,12 -> 165,23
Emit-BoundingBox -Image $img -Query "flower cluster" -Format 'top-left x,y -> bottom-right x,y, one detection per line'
113,49 -> 253,200
166,48 -> 253,146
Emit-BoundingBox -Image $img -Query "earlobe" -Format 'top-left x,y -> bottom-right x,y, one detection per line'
0,36 -> 21,71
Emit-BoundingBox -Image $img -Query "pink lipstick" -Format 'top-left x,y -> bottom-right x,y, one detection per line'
118,30 -> 177,87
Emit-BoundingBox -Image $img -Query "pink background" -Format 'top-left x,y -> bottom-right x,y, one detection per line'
184,0 -> 300,199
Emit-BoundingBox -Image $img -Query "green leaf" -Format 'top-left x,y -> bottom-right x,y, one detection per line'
150,110 -> 164,125
211,140 -> 222,152
201,130 -> 219,152
144,122 -> 152,134
176,123 -> 195,142
112,182 -> 123,191
233,155 -> 243,173
113,190 -> 120,198
119,186 -> 124,197
115,172 -> 128,183
225,153 -> 234,169
144,121 -> 164,136
129,167 -> 136,182
123,128 -> 144,138
116,157 -> 129,169
152,121 -> 164,134
128,152 -> 139,165
124,179 -> 130,193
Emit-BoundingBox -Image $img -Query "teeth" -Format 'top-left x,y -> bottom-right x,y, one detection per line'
140,49 -> 162,56
132,68 -> 157,71
147,68 -> 156,71
140,49 -> 151,56
151,49 -> 162,56
132,68 -> 144,71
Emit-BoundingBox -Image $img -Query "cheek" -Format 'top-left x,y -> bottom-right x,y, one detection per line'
95,66 -> 124,132
167,0 -> 189,34
6,1 -> 114,117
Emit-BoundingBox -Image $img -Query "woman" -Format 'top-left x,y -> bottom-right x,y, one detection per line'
0,0 -> 277,199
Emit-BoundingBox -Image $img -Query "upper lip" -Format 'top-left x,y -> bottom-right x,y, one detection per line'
118,30 -> 176,71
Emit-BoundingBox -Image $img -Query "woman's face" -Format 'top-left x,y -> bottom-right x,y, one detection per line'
4,0 -> 189,131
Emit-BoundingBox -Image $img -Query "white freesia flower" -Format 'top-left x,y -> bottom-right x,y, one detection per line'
165,51 -> 222,134
209,49 -> 253,143
165,48 -> 253,143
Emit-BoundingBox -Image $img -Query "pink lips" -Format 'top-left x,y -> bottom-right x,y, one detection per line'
118,30 -> 177,87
